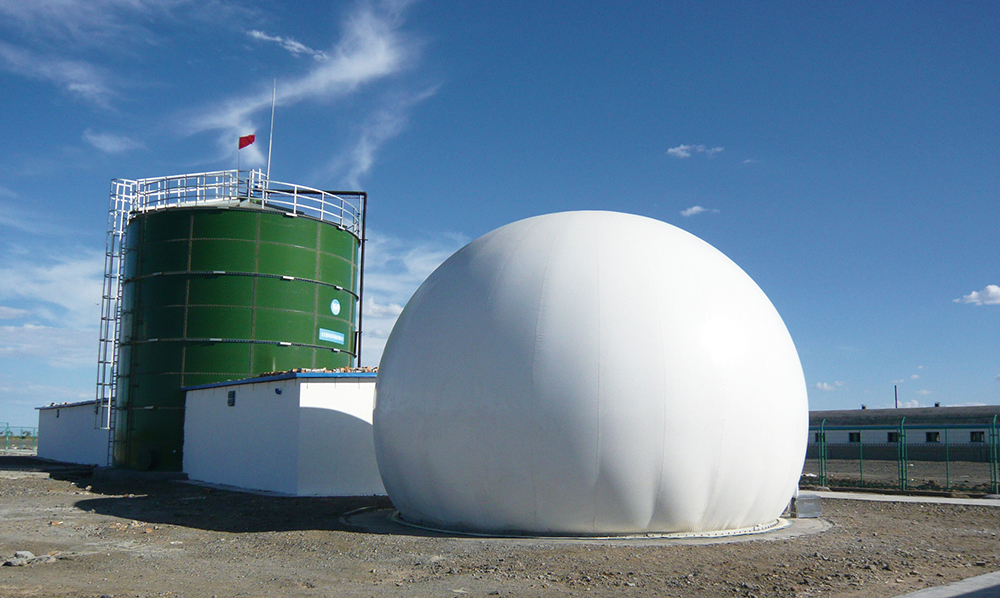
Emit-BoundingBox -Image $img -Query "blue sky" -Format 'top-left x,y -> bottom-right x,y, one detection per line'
0,1 -> 997,427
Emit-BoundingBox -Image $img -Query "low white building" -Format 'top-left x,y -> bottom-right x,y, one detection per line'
36,400 -> 110,466
183,372 -> 385,496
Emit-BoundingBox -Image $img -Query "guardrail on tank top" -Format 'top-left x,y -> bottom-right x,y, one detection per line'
124,169 -> 363,236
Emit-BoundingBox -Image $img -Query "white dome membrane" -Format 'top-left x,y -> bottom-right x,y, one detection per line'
374,211 -> 808,535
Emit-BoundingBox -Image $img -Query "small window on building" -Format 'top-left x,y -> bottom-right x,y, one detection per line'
227,390 -> 236,407
848,432 -> 861,443
971,431 -> 985,443
887,432 -> 900,443
814,432 -> 821,442
925,431 -> 940,443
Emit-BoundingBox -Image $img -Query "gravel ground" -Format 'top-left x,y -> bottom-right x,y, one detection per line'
1,456 -> 998,598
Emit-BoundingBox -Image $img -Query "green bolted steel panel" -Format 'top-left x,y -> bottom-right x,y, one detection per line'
114,206 -> 360,471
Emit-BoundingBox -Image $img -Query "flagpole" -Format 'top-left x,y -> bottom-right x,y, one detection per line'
266,79 -> 276,184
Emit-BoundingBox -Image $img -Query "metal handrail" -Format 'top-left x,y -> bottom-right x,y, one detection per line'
121,169 -> 364,236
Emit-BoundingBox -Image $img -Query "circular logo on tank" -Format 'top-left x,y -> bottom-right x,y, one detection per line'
330,299 -> 341,316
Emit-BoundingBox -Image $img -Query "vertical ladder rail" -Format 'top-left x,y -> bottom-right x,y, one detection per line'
94,179 -> 133,466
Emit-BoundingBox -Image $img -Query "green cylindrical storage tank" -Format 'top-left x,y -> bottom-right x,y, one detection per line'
112,173 -> 364,471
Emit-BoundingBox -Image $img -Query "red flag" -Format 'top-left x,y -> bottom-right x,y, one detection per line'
238,134 -> 255,150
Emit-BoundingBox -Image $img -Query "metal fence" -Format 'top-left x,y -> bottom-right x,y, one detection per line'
2,425 -> 38,452
804,418 -> 1000,493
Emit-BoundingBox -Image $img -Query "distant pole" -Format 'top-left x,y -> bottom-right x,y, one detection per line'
894,384 -> 898,409
266,78 -> 276,183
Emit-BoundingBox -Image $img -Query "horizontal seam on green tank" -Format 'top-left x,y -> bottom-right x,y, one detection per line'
121,305 -> 357,317
132,239 -> 360,259
124,270 -> 359,299
181,371 -> 376,391
120,337 -> 356,356
130,204 -> 363,239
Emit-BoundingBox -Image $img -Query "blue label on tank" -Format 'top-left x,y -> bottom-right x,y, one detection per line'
318,328 -> 345,345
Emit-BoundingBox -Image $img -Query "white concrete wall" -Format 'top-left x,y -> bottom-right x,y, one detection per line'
183,376 -> 385,496
818,428 -> 990,444
37,403 -> 110,466
183,379 -> 300,494
298,379 -> 384,496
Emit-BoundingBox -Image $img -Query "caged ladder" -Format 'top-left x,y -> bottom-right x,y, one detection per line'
94,179 -> 134,467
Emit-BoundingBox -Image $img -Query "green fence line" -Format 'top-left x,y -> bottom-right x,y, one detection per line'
807,416 -> 999,494
2,426 -> 38,452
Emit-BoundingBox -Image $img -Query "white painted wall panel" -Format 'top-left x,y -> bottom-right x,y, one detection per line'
297,379 -> 384,496
183,380 -> 300,494
37,403 -> 110,466
184,375 -> 384,496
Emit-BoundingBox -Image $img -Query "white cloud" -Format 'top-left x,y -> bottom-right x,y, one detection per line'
0,249 -> 108,420
248,30 -> 328,60
1,193 -> 86,237
680,205 -> 720,217
0,197 -> 43,234
954,284 -> 1000,305
910,374 -> 920,380
667,145 -> 694,158
0,0 -> 249,49
359,229 -> 468,366
365,298 -> 404,318
337,86 -> 438,188
0,1 -> 252,106
916,389 -> 933,395
0,41 -> 113,106
815,382 -> 837,391
0,380 -> 94,427
0,250 -> 104,329
0,306 -> 29,319
83,129 -> 144,154
667,144 -> 724,159
185,4 -> 424,168
0,324 -> 95,368
0,382 -> 91,405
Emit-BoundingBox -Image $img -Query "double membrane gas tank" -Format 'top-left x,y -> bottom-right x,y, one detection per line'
112,171 -> 365,471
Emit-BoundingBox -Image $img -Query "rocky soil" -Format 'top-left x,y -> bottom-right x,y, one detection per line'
1,456 -> 998,598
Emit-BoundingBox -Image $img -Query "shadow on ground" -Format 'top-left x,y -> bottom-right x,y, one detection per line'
1,455 -> 394,534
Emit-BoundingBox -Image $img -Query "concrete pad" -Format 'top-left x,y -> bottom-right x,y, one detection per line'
804,491 -> 1000,508
893,571 -> 1000,598
340,508 -> 831,547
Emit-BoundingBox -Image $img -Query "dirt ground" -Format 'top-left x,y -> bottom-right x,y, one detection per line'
1,456 -> 998,598
802,459 -> 996,493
